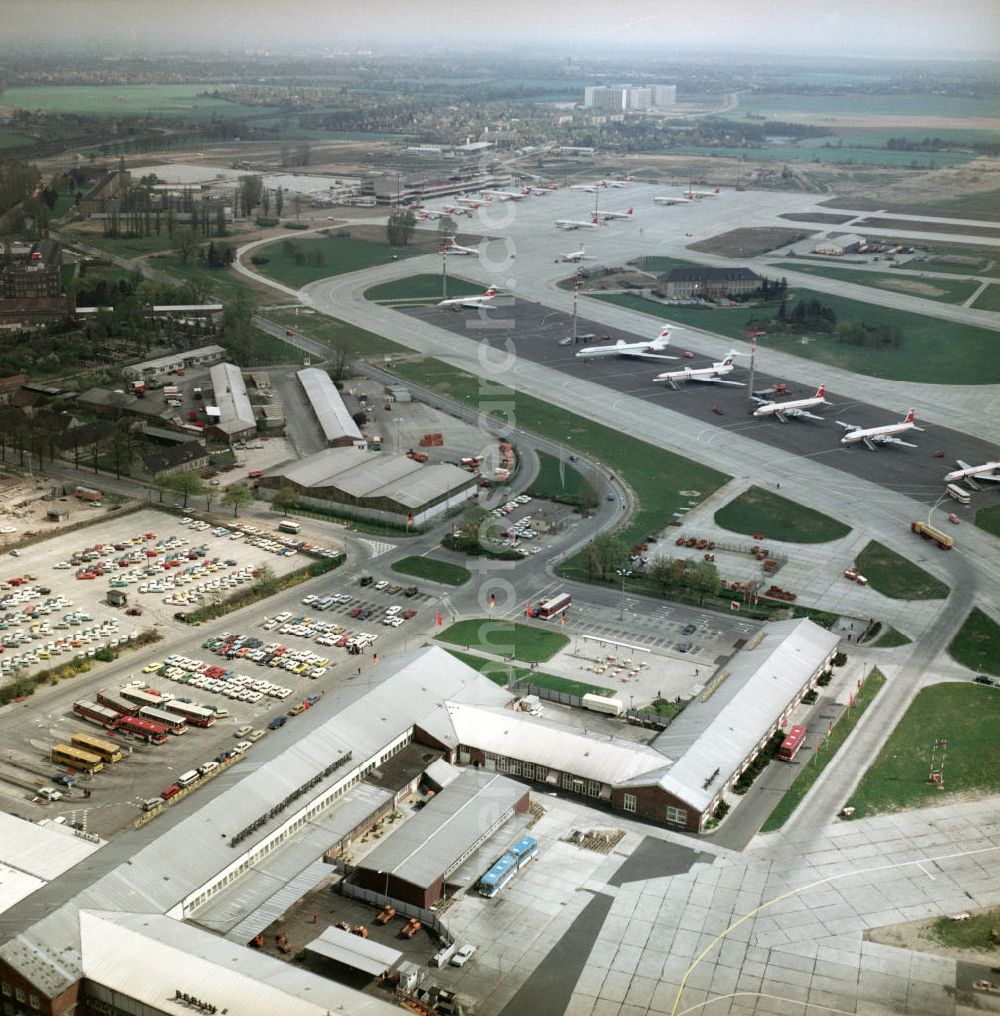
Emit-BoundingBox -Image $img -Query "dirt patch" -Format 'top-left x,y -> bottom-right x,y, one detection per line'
874,278 -> 952,298
689,227 -> 816,257
865,906 -> 1000,969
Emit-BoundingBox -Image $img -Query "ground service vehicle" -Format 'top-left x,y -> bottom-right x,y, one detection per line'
71,732 -> 123,763
778,725 -> 808,762
537,592 -> 571,620
478,835 -> 539,897
278,521 -> 301,535
581,693 -> 625,717
51,743 -> 104,774
946,484 -> 971,505
911,520 -> 953,550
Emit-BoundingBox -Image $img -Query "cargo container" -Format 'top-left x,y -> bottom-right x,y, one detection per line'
581,693 -> 625,717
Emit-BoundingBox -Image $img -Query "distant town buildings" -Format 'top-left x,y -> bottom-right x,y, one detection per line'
0,239 -> 75,328
583,84 -> 676,111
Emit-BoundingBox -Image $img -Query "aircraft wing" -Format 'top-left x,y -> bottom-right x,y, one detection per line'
877,436 -> 918,449
621,350 -> 680,361
835,421 -> 859,432
692,377 -> 746,387
975,473 -> 1000,483
780,408 -> 825,422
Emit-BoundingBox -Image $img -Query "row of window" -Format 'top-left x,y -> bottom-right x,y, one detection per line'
0,984 -> 40,1010
185,735 -> 412,912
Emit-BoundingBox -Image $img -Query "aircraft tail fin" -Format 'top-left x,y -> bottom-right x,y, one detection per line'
903,408 -> 916,424
816,384 -> 826,398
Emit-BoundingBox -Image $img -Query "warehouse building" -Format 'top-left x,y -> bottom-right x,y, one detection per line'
207,361 -> 257,440
261,446 -> 477,526
351,768 -> 530,908
655,267 -> 764,300
814,234 -> 866,256
297,367 -> 364,447
122,344 -> 226,381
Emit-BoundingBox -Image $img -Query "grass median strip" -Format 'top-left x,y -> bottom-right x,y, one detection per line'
759,667 -> 885,832
437,619 -> 569,663
444,648 -> 612,697
391,556 -> 471,587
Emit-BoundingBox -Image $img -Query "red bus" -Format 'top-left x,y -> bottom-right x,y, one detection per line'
73,700 -> 122,728
115,714 -> 169,745
778,725 -> 808,762
164,700 -> 216,728
537,593 -> 571,620
96,689 -> 138,715
137,705 -> 188,735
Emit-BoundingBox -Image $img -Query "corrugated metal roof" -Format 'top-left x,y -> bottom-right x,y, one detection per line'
124,345 -> 225,374
223,859 -> 332,945
297,367 -> 363,444
640,619 -> 840,811
80,911 -> 400,1015
0,812 -> 103,882
446,702 -> 665,787
356,769 -> 525,889
209,362 -> 255,432
305,925 -> 403,976
0,863 -> 45,914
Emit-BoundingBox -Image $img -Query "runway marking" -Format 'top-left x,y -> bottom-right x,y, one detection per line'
676,991 -> 857,1016
669,841 -> 1000,1015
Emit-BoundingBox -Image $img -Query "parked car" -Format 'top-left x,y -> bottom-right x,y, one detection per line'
235,724 -> 253,737
974,675 -> 994,686
451,944 -> 477,967
682,623 -> 696,636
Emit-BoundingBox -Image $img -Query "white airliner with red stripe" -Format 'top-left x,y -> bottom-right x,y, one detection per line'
945,459 -> 1000,486
438,286 -> 497,310
653,351 -> 746,389
595,207 -> 633,221
752,385 -> 829,423
837,408 -> 922,449
575,325 -> 678,362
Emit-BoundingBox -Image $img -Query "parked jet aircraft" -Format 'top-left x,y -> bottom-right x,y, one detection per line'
837,409 -> 922,449
684,187 -> 721,198
440,238 -> 479,257
653,195 -> 694,206
945,459 -> 1000,486
576,326 -> 678,362
438,286 -> 497,310
595,207 -> 633,221
486,189 -> 528,201
562,245 -> 590,262
752,385 -> 828,423
653,351 -> 745,389
555,217 -> 602,230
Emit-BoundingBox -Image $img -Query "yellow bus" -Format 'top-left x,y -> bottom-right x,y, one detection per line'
71,732 -> 123,764
51,743 -> 104,775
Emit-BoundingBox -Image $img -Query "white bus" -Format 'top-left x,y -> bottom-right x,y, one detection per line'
946,484 -> 971,505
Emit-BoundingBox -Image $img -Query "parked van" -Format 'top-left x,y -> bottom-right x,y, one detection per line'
141,798 -> 162,812
197,761 -> 219,777
177,770 -> 200,788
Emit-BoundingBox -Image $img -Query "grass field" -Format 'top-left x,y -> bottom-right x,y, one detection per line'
912,258 -> 992,277
772,262 -> 981,305
975,504 -> 1000,539
860,216 -> 1000,239
148,252 -> 263,305
0,84 -> 279,119
0,130 -> 35,149
872,626 -> 912,648
671,144 -> 972,169
258,308 -> 410,358
947,608 -> 1000,677
258,235 -> 420,288
928,909 -> 1000,952
760,668 -> 885,832
844,683 -> 1000,819
364,273 -> 482,303
854,541 -> 949,600
628,256 -> 704,273
714,486 -> 851,543
444,649 -> 613,697
385,357 -> 730,550
736,92 -> 997,120
972,284 -> 1000,312
437,619 -> 569,663
391,556 -> 471,586
590,288 -> 1000,385
527,450 -> 591,506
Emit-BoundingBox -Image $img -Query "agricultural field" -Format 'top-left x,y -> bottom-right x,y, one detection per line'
0,129 -> 35,149
714,486 -> 851,543
772,263 -> 981,305
0,84 -> 278,119
844,683 -> 1000,819
590,288 -> 1000,385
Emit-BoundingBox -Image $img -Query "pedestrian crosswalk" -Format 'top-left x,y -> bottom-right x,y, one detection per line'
359,539 -> 396,559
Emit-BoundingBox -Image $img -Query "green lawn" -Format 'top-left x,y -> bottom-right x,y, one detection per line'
714,486 -> 851,543
444,649 -> 613,698
391,556 -> 471,587
628,256 -> 704,273
854,541 -> 949,600
258,308 -> 410,358
364,273 -> 482,303
760,668 -> 885,832
589,289 -> 1000,385
437,619 -> 569,663
975,504 -> 1000,539
948,608 -> 1000,677
386,358 -> 730,552
257,235 -> 420,288
527,450 -> 591,506
772,262 -> 980,305
928,910 -> 1000,952
972,283 -> 1000,312
909,258 -> 992,277
872,626 -> 912,648
149,252 -> 263,305
843,683 -> 1000,819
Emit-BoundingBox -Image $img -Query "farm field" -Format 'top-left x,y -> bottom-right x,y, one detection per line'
590,289 -> 1000,385
0,84 -> 278,119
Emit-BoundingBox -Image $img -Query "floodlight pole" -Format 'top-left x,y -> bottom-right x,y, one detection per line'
441,253 -> 448,300
748,334 -> 757,402
571,283 -> 579,345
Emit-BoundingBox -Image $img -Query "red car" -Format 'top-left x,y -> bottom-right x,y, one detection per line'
160,785 -> 181,801
401,609 -> 417,620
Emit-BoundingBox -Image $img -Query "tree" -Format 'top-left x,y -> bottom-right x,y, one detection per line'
437,216 -> 457,238
275,186 -> 284,217
584,533 -> 630,581
272,486 -> 298,517
161,471 -> 205,508
687,559 -> 720,605
329,339 -> 351,381
221,483 -> 254,517
386,208 -> 416,247
352,410 -> 367,428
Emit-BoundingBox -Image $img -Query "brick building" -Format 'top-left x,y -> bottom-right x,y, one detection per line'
656,266 -> 764,300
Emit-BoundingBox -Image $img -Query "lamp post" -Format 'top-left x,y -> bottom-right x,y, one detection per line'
616,569 -> 627,621
377,869 -> 389,905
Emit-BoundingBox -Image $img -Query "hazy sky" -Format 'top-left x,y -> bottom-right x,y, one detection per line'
2,0 -> 998,58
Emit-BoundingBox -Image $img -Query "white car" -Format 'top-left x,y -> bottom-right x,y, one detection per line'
451,944 -> 476,967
